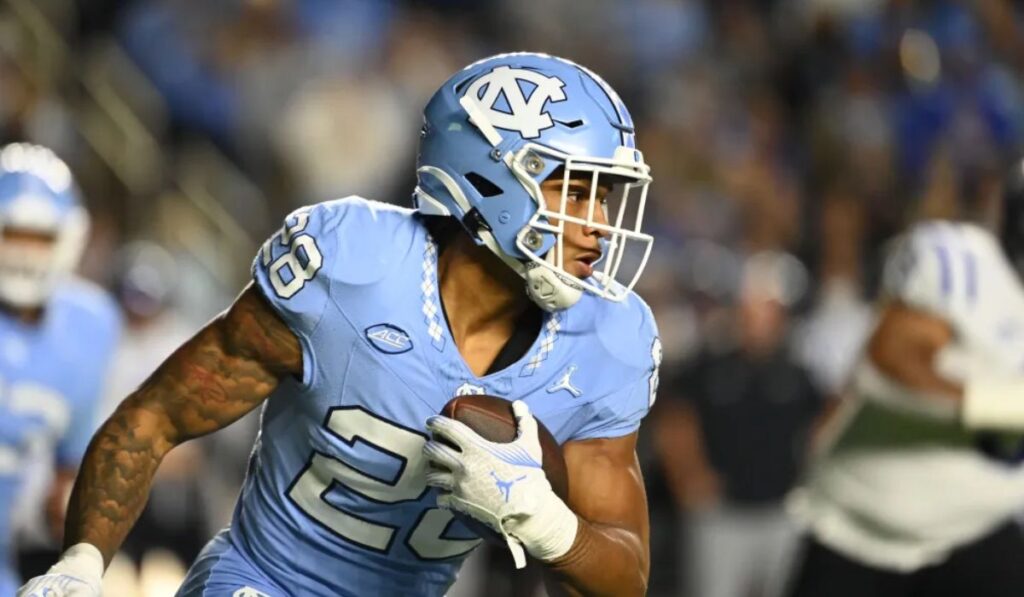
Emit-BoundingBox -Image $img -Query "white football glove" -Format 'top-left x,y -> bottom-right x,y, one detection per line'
423,400 -> 578,569
17,543 -> 104,597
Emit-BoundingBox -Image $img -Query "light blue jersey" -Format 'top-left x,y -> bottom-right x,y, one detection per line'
179,197 -> 660,597
0,279 -> 121,593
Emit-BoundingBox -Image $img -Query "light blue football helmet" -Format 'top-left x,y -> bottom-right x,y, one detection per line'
0,143 -> 88,307
414,53 -> 653,311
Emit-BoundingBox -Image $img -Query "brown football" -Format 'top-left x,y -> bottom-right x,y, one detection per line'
438,394 -> 569,542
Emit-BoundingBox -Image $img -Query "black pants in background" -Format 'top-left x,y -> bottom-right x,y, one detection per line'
786,521 -> 1024,597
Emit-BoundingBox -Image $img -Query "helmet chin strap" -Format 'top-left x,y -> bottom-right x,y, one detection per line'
477,227 -> 582,312
417,175 -> 582,311
523,252 -> 583,312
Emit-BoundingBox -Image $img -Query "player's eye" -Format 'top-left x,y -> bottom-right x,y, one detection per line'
565,187 -> 591,202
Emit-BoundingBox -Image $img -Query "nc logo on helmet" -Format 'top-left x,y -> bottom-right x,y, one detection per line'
464,66 -> 566,139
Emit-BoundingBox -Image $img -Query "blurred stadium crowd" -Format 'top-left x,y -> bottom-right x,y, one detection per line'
2,0 -> 1024,595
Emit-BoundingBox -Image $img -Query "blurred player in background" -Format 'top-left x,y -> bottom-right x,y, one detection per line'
0,143 -> 120,595
787,161 -> 1024,597
656,252 -> 826,597
19,53 -> 661,597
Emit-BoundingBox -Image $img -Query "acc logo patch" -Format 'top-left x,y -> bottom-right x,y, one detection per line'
465,66 -> 566,139
233,588 -> 270,597
365,324 -> 413,355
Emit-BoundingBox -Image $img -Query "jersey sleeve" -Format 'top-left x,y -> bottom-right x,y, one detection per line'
570,301 -> 661,441
570,374 -> 653,440
880,222 -> 983,329
56,296 -> 123,468
252,203 -> 341,387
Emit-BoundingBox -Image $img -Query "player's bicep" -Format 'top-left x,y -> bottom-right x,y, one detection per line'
862,300 -> 961,403
220,283 -> 304,377
562,433 -> 649,560
117,285 -> 301,448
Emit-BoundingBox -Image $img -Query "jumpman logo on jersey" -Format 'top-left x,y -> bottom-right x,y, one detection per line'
490,471 -> 527,502
547,364 -> 582,397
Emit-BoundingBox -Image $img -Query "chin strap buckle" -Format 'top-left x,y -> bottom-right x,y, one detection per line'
461,208 -> 492,241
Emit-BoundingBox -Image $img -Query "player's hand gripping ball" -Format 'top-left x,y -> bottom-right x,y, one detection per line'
424,396 -> 576,568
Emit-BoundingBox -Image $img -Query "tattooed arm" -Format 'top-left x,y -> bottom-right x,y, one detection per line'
64,284 -> 301,565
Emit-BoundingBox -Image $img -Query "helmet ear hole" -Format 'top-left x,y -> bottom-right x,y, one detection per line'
464,172 -> 503,198
553,119 -> 584,129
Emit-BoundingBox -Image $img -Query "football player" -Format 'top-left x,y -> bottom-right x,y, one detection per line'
18,53 -> 661,596
0,143 -> 120,595
786,161 -> 1024,597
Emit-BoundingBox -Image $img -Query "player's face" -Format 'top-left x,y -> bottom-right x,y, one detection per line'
1,227 -> 57,256
0,227 -> 58,280
539,176 -> 612,279
738,294 -> 786,355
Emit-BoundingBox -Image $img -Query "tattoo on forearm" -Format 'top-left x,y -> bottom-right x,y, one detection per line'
63,286 -> 301,563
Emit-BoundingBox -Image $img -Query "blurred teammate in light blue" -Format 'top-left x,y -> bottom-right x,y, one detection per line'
0,143 -> 120,596
19,53 -> 661,597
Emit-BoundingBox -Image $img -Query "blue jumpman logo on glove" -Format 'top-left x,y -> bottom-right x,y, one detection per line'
490,471 -> 528,502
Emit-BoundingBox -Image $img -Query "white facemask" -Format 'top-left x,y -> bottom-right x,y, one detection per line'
0,203 -> 88,309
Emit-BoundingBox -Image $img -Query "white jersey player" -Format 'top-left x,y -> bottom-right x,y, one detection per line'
788,164 -> 1024,597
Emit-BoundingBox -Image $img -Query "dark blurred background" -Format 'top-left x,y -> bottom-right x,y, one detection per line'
2,0 -> 1023,595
